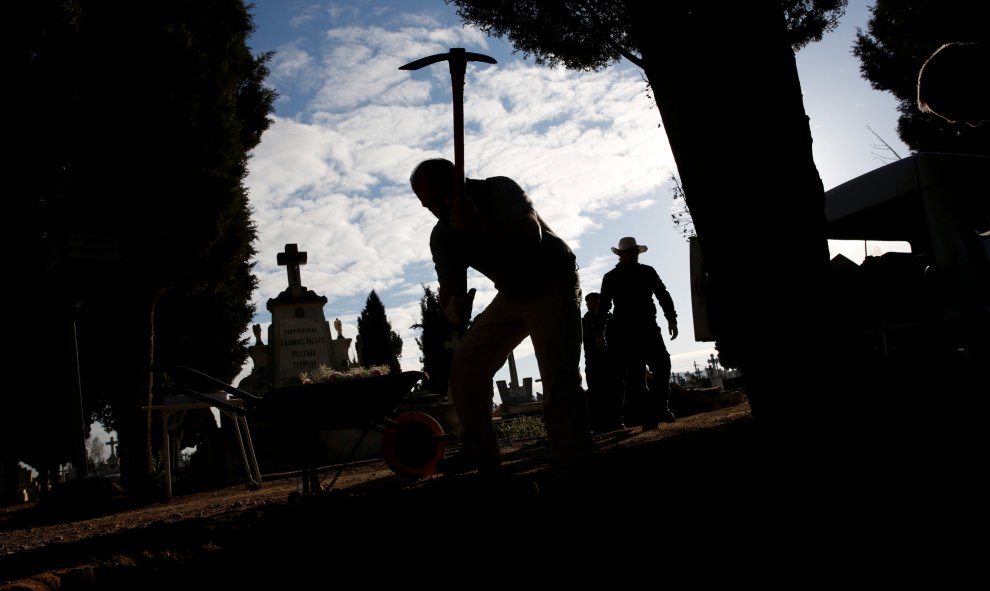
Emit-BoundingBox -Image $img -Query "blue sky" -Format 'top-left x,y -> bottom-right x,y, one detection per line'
231,0 -> 909,396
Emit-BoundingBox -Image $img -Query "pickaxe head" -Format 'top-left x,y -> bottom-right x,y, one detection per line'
399,48 -> 497,201
399,48 -> 497,73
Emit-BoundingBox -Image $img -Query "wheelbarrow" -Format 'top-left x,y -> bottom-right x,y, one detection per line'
152,364 -> 452,495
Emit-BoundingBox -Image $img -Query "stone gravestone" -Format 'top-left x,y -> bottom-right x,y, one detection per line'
237,244 -> 353,395
270,244 -> 340,388
495,350 -> 542,416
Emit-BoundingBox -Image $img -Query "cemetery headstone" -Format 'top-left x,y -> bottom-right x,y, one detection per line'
237,244 -> 354,394
269,244 -> 337,388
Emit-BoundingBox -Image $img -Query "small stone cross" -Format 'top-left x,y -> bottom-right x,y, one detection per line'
106,437 -> 118,458
277,244 -> 308,290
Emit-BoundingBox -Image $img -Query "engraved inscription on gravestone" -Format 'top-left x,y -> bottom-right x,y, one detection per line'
276,317 -> 333,382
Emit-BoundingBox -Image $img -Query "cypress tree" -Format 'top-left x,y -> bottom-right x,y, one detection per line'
356,290 -> 403,374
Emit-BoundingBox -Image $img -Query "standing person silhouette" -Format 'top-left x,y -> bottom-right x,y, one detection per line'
597,237 -> 678,432
409,157 -> 594,487
582,292 -> 624,432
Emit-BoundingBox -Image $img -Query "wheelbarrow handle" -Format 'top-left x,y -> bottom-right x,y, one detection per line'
172,385 -> 251,416
152,363 -> 263,401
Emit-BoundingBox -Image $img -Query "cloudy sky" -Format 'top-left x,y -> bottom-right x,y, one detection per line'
236,0 -> 910,393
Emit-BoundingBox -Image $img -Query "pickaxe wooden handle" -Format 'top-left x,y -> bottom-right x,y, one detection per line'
400,48 -> 497,202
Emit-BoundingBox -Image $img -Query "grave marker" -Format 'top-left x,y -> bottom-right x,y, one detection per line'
264,244 -> 349,388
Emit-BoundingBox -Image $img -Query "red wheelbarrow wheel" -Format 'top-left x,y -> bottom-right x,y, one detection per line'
382,412 -> 447,479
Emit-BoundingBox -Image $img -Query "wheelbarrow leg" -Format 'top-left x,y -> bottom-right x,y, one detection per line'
324,428 -> 372,492
301,431 -> 323,495
306,467 -> 320,495
298,427 -> 373,494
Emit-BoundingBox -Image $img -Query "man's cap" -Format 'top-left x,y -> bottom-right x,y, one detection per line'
611,236 -> 647,255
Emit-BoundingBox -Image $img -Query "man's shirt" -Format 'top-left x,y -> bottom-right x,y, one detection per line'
430,176 -> 576,302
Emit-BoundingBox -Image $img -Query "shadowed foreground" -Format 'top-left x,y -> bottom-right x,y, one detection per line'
2,398 -> 968,587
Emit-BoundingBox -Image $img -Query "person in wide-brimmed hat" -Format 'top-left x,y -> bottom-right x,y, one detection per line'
610,236 -> 648,255
596,236 -> 678,432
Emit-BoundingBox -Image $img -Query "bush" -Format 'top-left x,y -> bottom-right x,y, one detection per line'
495,415 -> 546,440
298,364 -> 390,384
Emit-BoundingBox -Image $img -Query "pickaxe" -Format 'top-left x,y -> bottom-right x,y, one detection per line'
399,48 -> 496,202
401,49 -> 494,347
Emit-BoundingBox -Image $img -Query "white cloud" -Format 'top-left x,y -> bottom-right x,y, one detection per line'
239,11 -> 690,389
237,0 -> 912,393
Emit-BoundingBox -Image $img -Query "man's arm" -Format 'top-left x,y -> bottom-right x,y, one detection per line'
596,278 -> 614,348
478,177 -> 542,252
430,226 -> 470,322
504,209 -> 542,252
651,269 -> 678,340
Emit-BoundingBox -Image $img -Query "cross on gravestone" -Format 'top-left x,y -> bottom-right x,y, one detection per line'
277,244 -> 307,290
106,437 -> 118,458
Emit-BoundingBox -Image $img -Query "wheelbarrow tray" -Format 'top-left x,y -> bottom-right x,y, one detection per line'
253,371 -> 428,430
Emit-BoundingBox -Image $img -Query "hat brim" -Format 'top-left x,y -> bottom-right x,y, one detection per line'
611,245 -> 648,255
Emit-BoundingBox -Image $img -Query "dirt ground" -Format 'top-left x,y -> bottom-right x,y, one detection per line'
3,396 -> 872,588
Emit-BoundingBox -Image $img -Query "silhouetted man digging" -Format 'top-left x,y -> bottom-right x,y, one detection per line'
410,158 -> 593,490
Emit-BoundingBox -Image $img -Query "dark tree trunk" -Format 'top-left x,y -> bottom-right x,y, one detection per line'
114,295 -> 157,498
631,4 -> 835,470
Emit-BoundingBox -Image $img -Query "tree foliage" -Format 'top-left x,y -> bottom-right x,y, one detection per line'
356,290 -> 403,374
668,175 -> 694,242
85,435 -> 111,475
853,0 -> 989,155
447,0 -> 845,71
412,285 -> 455,396
10,0 -> 276,496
